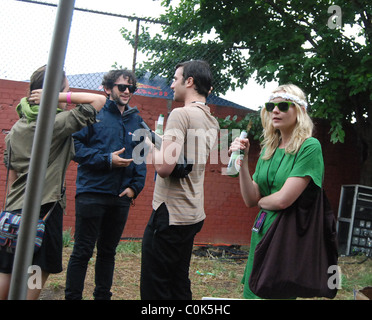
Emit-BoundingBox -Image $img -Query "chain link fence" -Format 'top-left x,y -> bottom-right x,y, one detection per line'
0,1 -> 166,93
1,0 -> 253,108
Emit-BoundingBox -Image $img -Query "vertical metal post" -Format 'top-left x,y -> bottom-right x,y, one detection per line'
132,19 -> 140,73
8,0 -> 75,300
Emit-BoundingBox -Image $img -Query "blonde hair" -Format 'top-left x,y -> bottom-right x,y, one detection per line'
260,84 -> 314,160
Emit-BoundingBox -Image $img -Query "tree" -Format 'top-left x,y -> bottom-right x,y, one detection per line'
121,0 -> 372,185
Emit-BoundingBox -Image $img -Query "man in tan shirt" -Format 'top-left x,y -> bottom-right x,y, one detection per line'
140,60 -> 219,300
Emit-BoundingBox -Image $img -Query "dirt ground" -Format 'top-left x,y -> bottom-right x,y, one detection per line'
39,242 -> 372,300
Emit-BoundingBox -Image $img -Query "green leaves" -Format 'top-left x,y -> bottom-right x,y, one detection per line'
120,0 -> 371,146
330,122 -> 345,144
216,110 -> 262,144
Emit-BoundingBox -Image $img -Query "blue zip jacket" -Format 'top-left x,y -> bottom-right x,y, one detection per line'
72,99 -> 146,198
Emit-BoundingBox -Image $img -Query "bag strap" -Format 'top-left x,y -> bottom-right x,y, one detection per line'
42,201 -> 57,222
2,147 -> 12,211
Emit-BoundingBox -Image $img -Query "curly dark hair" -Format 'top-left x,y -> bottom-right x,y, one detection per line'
101,69 -> 137,90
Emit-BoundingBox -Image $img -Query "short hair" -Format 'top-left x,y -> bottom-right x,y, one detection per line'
175,60 -> 212,98
101,69 -> 137,89
29,65 -> 66,93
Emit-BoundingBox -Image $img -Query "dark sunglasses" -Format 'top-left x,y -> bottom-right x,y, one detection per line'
265,101 -> 293,112
113,84 -> 137,93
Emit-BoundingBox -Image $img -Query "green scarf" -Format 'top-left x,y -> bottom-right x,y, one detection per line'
16,97 -> 63,123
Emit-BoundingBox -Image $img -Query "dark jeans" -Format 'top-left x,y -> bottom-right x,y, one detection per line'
140,203 -> 204,300
65,193 -> 131,300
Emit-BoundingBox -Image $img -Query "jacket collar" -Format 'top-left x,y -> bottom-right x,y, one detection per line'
105,99 -> 139,117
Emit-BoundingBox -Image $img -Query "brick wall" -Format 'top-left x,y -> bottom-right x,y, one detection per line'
0,79 -> 361,245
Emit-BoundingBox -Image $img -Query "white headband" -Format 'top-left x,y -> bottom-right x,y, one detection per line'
269,92 -> 308,109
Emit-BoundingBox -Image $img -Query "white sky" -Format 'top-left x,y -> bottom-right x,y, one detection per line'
0,0 -> 278,110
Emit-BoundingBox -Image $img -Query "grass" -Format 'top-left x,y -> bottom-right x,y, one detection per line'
337,255 -> 372,299
40,234 -> 372,300
116,240 -> 142,255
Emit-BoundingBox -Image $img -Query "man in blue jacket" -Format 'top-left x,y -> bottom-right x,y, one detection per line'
65,70 -> 146,300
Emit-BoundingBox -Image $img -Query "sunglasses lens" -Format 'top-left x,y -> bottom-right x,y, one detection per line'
278,102 -> 290,112
265,102 -> 275,112
116,84 -> 136,93
265,101 -> 292,112
128,85 -> 136,93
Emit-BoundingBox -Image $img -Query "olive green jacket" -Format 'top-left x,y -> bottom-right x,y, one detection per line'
4,103 -> 97,211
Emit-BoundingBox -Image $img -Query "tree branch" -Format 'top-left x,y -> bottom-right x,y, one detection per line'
352,0 -> 372,44
263,0 -> 319,50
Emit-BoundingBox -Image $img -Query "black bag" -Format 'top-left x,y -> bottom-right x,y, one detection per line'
249,187 -> 339,299
140,121 -> 193,178
170,157 -> 193,178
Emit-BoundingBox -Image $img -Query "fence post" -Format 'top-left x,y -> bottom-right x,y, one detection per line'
132,19 -> 140,73
8,0 -> 75,300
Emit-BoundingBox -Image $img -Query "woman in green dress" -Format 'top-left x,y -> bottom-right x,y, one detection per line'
229,84 -> 324,299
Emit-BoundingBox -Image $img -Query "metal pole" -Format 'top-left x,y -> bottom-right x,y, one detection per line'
132,19 -> 140,73
8,0 -> 75,300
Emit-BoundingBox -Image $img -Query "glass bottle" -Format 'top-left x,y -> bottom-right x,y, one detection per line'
226,130 -> 248,177
155,114 -> 164,135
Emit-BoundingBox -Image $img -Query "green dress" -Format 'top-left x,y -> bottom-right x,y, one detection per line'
241,137 -> 324,299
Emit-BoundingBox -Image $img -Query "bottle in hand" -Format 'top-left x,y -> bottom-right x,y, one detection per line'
226,130 -> 248,177
155,114 -> 164,135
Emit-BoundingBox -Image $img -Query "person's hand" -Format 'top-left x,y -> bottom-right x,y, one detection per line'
228,136 -> 250,157
111,147 -> 133,167
119,187 -> 135,198
28,89 -> 43,105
